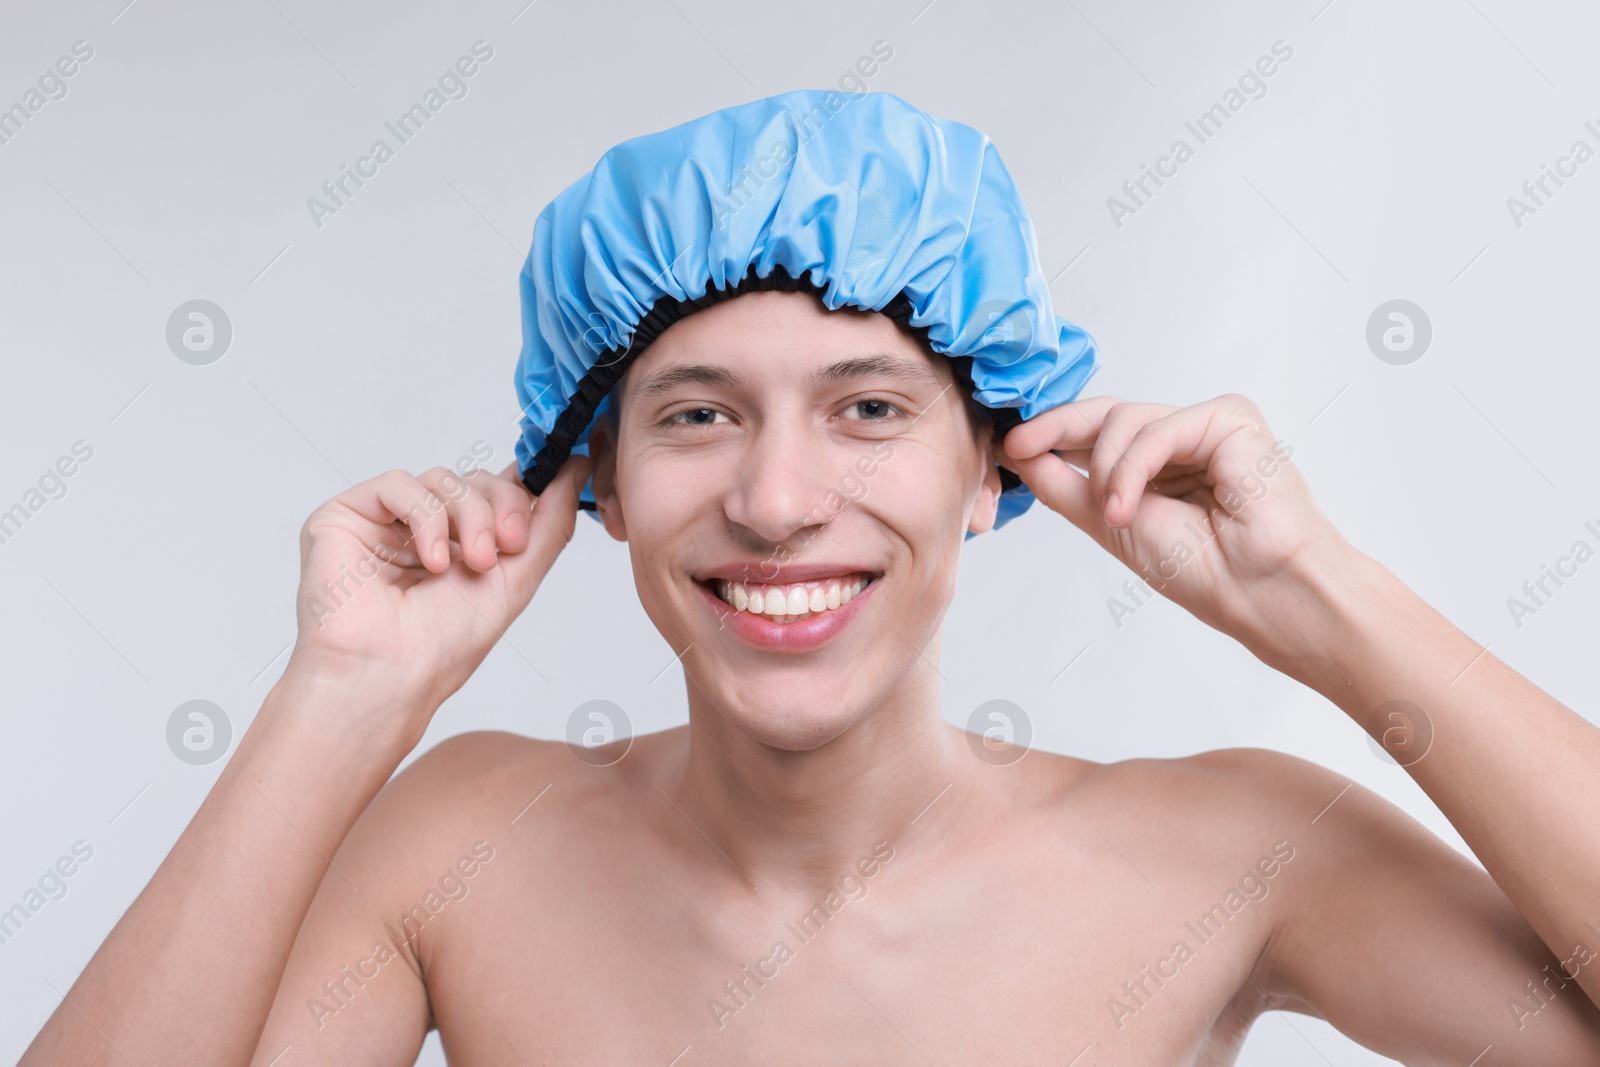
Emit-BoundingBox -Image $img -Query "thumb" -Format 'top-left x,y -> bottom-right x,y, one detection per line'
496,453 -> 593,606
1010,451 -> 1103,535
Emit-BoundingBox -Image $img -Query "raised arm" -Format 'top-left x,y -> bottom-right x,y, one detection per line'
20,456 -> 589,1066
1215,742 -> 1600,1065
1238,543 -> 1600,1062
1000,392 -> 1600,1057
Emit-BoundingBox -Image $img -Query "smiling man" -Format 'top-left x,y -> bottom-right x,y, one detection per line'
588,292 -> 999,753
24,90 -> 1600,1067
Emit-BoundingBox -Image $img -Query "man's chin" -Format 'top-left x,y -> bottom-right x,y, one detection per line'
700,693 -> 870,753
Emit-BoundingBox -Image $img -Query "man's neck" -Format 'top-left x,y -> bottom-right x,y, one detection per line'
660,665 -> 976,893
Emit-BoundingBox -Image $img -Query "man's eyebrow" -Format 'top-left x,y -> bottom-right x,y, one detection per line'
807,353 -> 944,389
629,354 -> 943,400
629,363 -> 747,399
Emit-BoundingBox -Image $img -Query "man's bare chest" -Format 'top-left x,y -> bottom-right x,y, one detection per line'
418,846 -> 1271,1066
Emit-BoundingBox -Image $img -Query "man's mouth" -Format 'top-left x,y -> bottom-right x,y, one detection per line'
704,572 -> 880,626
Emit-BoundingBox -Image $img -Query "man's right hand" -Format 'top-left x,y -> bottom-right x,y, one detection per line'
286,454 -> 592,745
21,452 -> 594,1067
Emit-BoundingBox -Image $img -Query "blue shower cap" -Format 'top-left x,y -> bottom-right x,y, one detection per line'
513,88 -> 1100,535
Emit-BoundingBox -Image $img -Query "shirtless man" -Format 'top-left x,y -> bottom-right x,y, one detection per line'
20,280 -> 1600,1066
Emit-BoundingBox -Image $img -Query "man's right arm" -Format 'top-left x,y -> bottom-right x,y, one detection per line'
20,667 -> 425,1066
19,455 -> 592,1066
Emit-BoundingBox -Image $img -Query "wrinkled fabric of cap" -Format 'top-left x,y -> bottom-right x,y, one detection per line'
513,88 -> 1100,538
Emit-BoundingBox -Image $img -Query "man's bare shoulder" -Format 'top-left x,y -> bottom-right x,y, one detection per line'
380,730 -> 565,819
377,727 -> 666,824
363,727 -> 687,851
325,731 -> 563,886
1024,745 -> 1349,883
328,728 -> 670,947
1059,745 -> 1344,816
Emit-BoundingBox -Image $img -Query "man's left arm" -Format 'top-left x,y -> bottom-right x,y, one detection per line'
999,393 -> 1600,1056
1250,527 -> 1600,1005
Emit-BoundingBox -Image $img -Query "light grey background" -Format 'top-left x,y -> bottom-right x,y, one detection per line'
2,0 -> 1595,1063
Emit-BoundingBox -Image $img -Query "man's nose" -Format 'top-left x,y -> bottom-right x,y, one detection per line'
721,422 -> 840,544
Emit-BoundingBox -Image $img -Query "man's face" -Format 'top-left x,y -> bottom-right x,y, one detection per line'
589,290 -> 1002,751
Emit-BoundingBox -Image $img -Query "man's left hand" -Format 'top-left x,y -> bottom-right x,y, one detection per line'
997,393 -> 1353,641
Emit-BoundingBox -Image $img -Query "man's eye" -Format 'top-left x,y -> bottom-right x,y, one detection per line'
845,398 -> 904,420
665,407 -> 729,427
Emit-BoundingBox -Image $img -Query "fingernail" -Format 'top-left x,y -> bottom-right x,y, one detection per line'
1106,492 -> 1121,515
476,531 -> 496,556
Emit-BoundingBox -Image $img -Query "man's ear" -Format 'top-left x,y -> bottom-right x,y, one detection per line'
588,416 -> 628,542
967,433 -> 1004,536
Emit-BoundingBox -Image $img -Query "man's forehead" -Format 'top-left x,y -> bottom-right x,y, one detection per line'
627,352 -> 947,401
611,289 -> 959,415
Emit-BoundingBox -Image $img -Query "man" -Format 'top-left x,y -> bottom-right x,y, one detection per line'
24,91 -> 1600,1066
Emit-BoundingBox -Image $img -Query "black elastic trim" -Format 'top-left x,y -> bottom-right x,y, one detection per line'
523,261 -> 1023,500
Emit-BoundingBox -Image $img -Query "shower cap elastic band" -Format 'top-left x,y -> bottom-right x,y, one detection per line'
513,87 -> 1101,536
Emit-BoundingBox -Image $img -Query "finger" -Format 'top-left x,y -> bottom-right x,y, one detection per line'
1148,472 -> 1212,499
1003,396 -> 1123,460
418,467 -> 499,572
464,467 -> 533,555
1004,397 -> 1181,465
1098,410 -> 1206,528
1009,449 -> 1105,538
1083,401 -> 1183,517
1101,399 -> 1256,528
337,470 -> 453,572
495,453 -> 594,605
997,447 -> 1093,485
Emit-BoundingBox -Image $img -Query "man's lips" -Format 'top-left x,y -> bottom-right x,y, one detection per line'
694,560 -> 885,584
700,571 -> 877,614
688,557 -> 888,652
695,572 -> 880,652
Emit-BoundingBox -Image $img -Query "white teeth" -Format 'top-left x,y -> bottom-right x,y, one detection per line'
709,573 -> 875,622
